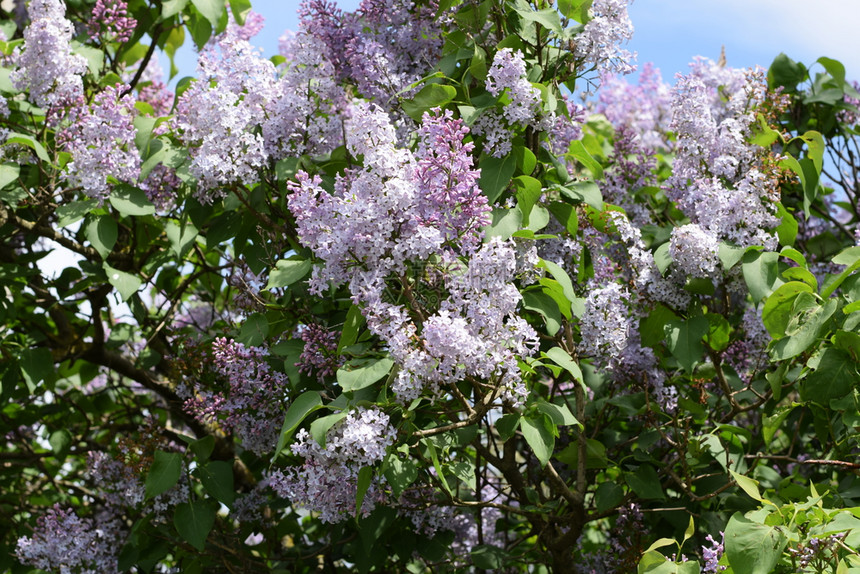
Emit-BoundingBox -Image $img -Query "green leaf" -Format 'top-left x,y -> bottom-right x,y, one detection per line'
162,0 -> 189,18
559,181 -> 603,210
310,411 -> 348,446
544,346 -> 584,385
514,145 -> 537,175
383,454 -> 418,498
236,312 -> 268,347
653,242 -> 672,275
536,399 -> 578,426
479,154 -> 517,203
704,313 -> 731,352
729,470 -> 762,501
49,429 -> 72,459
770,296 -> 837,360
763,405 -> 794,446
189,435 -> 215,462
641,304 -> 679,348
337,357 -> 394,391
520,414 -> 554,467
57,200 -> 97,228
84,215 -> 117,259
540,259 -> 577,306
0,162 -> 19,189
798,130 -> 825,174
19,347 -> 54,392
266,258 -> 312,290
6,134 -> 50,162
191,0 -> 226,27
523,290 -> 561,335
109,185 -> 156,217
173,500 -> 216,551
165,220 -> 198,258
494,413 -> 520,442
104,264 -> 142,302
471,545 -> 508,570
401,84 -> 457,121
513,175 -> 542,224
762,281 -> 814,339
273,391 -> 323,458
625,464 -> 665,500
802,347 -> 858,405
664,317 -> 709,373
337,305 -> 365,354
355,466 -> 373,518
567,140 -> 603,178
742,250 -> 783,303
646,538 -> 677,553
775,202 -> 797,246
514,7 -> 562,33
724,512 -> 788,574
194,460 -> 235,505
595,482 -> 624,514
483,207 -> 523,240
719,242 -> 746,270
145,451 -> 182,500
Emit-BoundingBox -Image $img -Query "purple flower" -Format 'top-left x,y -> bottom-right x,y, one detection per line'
88,0 -> 136,43
11,0 -> 87,113
59,84 -> 140,203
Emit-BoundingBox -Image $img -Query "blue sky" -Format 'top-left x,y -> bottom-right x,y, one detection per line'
163,0 -> 860,87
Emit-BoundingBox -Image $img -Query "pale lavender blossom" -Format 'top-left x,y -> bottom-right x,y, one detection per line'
596,61 -> 672,149
15,505 -> 123,574
11,0 -> 87,112
176,31 -> 276,199
702,532 -> 726,573
574,0 -> 636,76
184,338 -> 290,455
670,223 -> 720,278
486,48 -> 541,125
299,0 -> 442,105
59,84 -> 140,202
88,0 -> 136,43
666,58 -> 779,249
265,30 -> 346,158
269,407 -> 395,523
296,323 -> 342,382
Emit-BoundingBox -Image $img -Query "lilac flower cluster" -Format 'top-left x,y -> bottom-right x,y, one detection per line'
184,338 -> 290,455
296,323 -> 342,382
669,223 -> 720,278
59,84 -> 141,203
486,49 -> 541,125
177,23 -> 346,200
596,62 -> 672,150
546,97 -> 587,155
87,451 -> 188,517
87,0 -> 136,43
288,104 -> 536,404
578,214 -> 685,410
266,30 -> 347,159
701,532 -> 726,573
298,0 -> 442,106
600,126 -> 658,225
667,58 -> 779,250
11,0 -> 87,113
415,109 -> 490,248
176,31 -> 275,198
574,0 -> 636,76
269,407 -> 395,523
473,49 -> 542,157
15,505 -> 123,574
